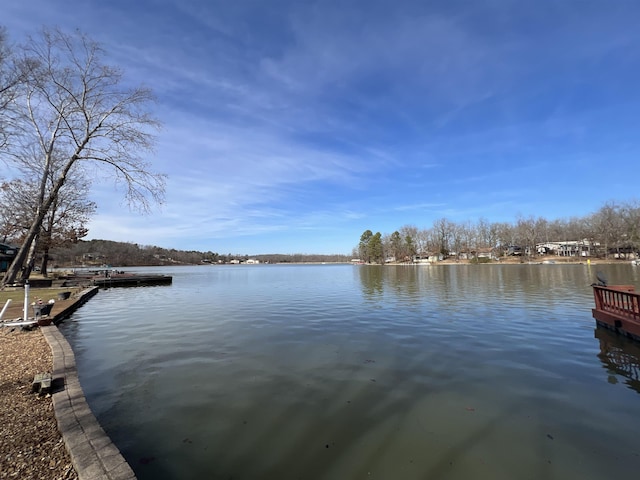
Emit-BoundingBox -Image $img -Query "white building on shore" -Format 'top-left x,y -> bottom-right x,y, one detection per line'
536,240 -> 598,257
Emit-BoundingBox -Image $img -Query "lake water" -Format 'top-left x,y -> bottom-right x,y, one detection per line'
59,263 -> 640,479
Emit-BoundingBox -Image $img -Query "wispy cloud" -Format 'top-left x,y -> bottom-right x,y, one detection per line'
3,0 -> 640,253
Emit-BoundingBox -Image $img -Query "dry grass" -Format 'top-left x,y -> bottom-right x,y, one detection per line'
1,288 -> 84,322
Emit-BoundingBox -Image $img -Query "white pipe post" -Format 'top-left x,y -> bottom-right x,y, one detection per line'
0,299 -> 12,320
23,281 -> 29,321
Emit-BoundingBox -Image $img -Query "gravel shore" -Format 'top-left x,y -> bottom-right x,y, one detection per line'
0,327 -> 78,479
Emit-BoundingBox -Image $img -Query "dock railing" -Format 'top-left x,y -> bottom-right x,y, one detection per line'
593,285 -> 640,322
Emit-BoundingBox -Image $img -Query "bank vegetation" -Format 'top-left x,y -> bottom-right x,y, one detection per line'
357,199 -> 640,264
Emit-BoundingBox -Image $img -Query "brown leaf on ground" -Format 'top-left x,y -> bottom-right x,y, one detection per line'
0,328 -> 78,479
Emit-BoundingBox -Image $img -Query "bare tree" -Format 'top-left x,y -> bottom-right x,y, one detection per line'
515,215 -> 546,259
38,175 -> 96,276
0,28 -> 37,151
475,217 -> 490,249
1,28 -> 165,285
591,202 -> 622,259
459,221 -> 475,259
415,227 -> 431,256
0,27 -> 18,150
432,218 -> 453,256
1,168 -> 95,275
0,178 -> 32,242
450,223 -> 463,261
493,222 -> 515,254
620,200 -> 640,257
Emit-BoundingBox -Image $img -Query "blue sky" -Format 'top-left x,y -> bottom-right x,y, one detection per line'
3,1 -> 640,255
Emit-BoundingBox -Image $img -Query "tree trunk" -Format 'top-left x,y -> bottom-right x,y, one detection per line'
19,233 -> 40,283
40,247 -> 50,277
2,226 -> 37,285
1,178 -> 64,286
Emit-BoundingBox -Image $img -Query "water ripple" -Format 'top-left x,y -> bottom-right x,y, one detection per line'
60,264 -> 640,480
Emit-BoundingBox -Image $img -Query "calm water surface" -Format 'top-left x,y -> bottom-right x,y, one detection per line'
60,264 -> 640,479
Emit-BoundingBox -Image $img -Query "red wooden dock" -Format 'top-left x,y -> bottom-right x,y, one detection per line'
592,285 -> 640,340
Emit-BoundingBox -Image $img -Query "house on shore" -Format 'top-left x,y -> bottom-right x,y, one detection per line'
536,240 -> 598,257
452,247 -> 498,261
0,243 -> 18,273
413,253 -> 444,263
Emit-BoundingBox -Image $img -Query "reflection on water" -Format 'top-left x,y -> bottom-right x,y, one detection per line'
595,326 -> 640,394
60,264 -> 640,480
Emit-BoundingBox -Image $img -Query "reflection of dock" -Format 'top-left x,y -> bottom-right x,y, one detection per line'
595,327 -> 640,394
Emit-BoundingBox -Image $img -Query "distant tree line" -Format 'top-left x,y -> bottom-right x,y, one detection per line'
43,239 -> 351,268
250,253 -> 350,264
356,199 -> 640,263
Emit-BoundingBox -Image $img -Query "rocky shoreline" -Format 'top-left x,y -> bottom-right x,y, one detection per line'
0,327 -> 78,479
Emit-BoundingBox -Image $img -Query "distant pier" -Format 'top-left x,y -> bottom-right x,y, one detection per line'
57,270 -> 173,288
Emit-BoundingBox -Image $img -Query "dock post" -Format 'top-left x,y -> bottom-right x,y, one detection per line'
0,299 -> 12,320
23,281 -> 29,321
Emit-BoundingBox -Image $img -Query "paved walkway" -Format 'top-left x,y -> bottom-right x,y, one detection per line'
41,315 -> 137,479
